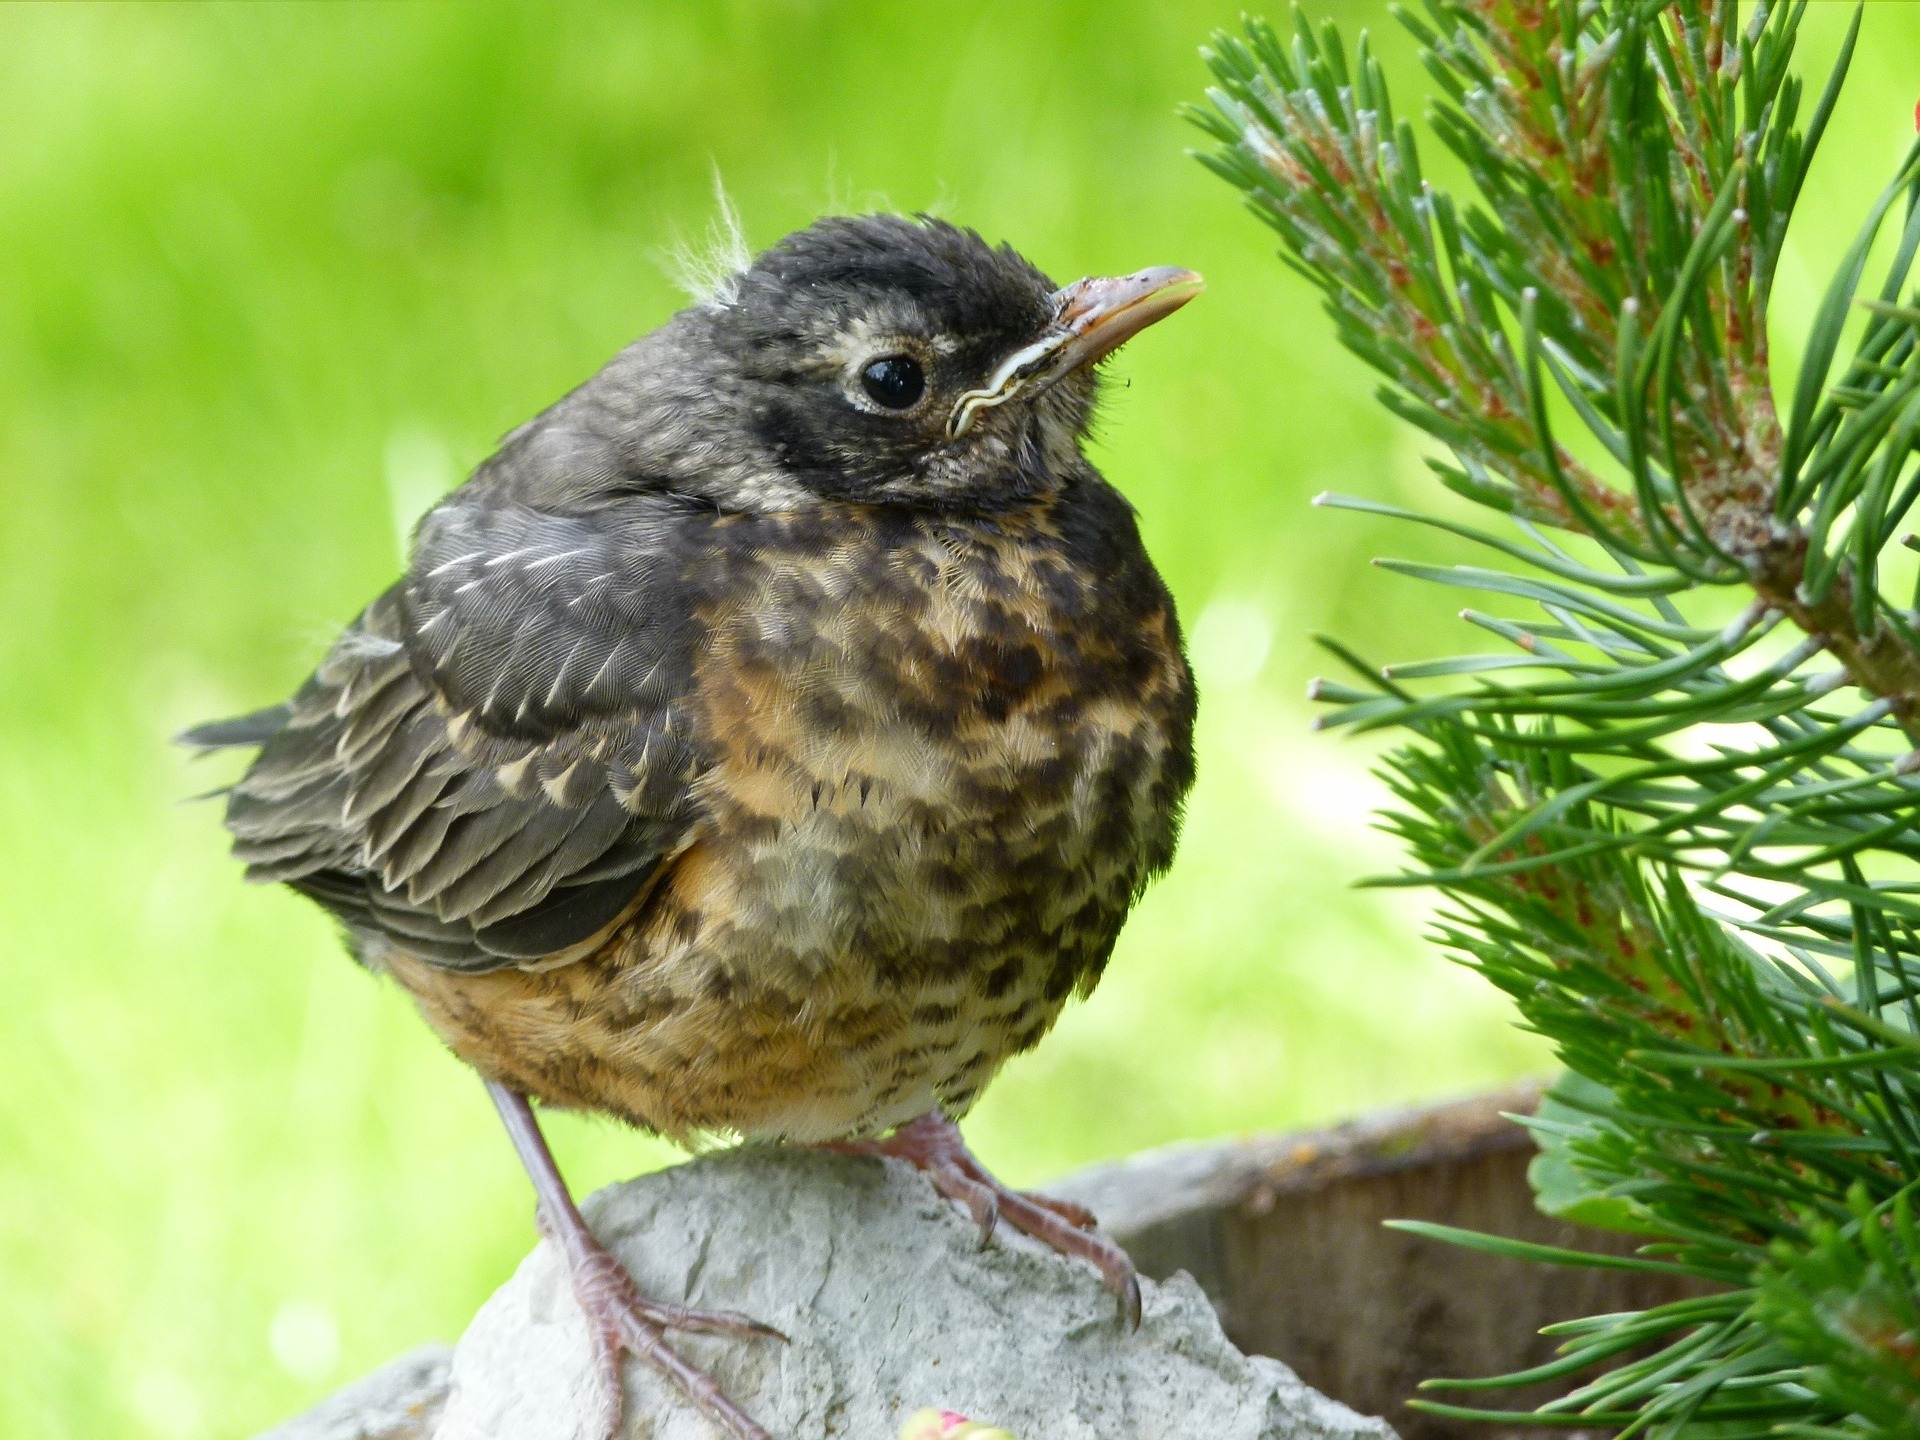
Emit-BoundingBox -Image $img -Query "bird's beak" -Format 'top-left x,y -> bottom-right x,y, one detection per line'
947,265 -> 1205,438
1048,266 -> 1207,372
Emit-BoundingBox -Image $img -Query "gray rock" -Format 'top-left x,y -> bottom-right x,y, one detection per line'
257,1345 -> 453,1440
431,1146 -> 1394,1440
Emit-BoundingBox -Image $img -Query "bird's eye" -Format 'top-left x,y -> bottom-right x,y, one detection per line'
860,355 -> 926,410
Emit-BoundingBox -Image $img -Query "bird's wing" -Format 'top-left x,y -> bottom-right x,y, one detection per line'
184,496 -> 708,972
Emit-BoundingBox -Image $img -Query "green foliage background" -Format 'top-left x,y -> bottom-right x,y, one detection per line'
0,3 -> 1910,1437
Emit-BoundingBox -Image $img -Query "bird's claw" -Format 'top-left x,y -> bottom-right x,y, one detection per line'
545,1208 -> 783,1440
837,1113 -> 1142,1330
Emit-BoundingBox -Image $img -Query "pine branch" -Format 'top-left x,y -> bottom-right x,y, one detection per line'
1194,3 -> 1920,1436
1195,2 -> 1920,738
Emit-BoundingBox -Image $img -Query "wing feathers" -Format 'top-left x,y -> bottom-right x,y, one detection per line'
341,711 -> 443,827
473,871 -> 648,961
192,495 -> 709,973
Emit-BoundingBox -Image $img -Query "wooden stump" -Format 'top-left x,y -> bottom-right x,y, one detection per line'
1050,1084 -> 1701,1440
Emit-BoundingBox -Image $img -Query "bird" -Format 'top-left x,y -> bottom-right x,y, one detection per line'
185,213 -> 1200,1440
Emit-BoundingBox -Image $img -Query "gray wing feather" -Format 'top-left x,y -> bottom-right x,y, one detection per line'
197,492 -> 708,972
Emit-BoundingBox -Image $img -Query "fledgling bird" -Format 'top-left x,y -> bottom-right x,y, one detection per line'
186,214 -> 1199,1439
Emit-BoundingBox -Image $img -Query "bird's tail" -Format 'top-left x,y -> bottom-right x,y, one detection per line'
176,701 -> 294,751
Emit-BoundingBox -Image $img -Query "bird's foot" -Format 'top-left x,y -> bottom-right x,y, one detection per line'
489,1081 -> 780,1440
536,1209 -> 786,1440
831,1112 -> 1141,1329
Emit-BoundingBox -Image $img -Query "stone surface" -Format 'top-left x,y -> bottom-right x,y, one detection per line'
256,1345 -> 453,1440
430,1146 -> 1395,1440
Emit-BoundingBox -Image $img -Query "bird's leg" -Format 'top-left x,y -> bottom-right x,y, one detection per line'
830,1111 -> 1141,1329
485,1081 -> 783,1440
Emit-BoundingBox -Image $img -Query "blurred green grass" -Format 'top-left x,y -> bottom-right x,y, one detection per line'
1,2 -> 1913,1436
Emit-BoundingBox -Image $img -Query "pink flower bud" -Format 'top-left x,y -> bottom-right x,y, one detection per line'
897,1407 -> 1020,1440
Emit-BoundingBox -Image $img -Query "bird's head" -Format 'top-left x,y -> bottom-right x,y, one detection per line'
590,214 -> 1202,513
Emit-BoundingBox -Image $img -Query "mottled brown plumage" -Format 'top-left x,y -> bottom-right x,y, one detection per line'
384,490 -> 1191,1144
188,214 -> 1199,1439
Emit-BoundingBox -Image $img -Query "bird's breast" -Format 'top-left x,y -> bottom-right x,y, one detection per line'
673,495 -> 1192,992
